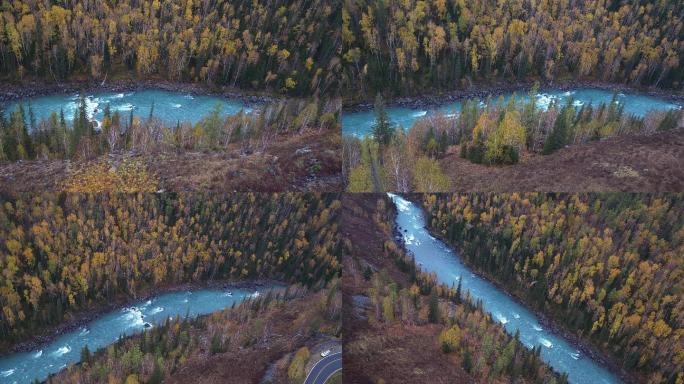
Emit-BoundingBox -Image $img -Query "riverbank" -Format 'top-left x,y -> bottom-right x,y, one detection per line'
393,194 -> 640,384
0,78 -> 278,107
0,278 -> 283,358
343,80 -> 684,112
0,128 -> 342,193
43,285 -> 338,384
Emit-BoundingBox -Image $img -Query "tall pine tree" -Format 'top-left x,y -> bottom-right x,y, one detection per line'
542,100 -> 573,155
372,94 -> 394,146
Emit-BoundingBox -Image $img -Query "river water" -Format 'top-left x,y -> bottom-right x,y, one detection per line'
343,88 -> 682,137
0,286 -> 271,384
388,193 -> 621,384
2,90 -> 251,127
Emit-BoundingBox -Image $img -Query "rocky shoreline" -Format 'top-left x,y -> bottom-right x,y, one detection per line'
343,80 -> 684,112
0,278 -> 283,358
391,193 -> 639,384
0,79 -> 278,107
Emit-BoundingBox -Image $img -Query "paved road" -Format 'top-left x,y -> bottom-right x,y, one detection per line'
303,351 -> 342,384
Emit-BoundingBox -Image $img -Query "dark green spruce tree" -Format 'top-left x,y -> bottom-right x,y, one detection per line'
542,100 -> 574,155
372,94 -> 394,146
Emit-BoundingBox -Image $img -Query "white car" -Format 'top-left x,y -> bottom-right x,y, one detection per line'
320,349 -> 331,357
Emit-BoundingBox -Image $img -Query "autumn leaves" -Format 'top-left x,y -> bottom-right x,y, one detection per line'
0,193 -> 342,346
0,0 -> 338,95
424,193 -> 684,381
340,0 -> 684,94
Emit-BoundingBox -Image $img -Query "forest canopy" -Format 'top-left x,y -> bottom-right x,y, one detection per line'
342,0 -> 684,96
0,0 -> 341,95
424,193 -> 684,383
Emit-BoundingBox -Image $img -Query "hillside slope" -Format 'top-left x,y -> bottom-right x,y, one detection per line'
440,129 -> 684,192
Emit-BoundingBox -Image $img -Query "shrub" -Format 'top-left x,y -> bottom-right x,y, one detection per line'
487,144 -> 519,165
287,347 -> 311,381
463,141 -> 486,164
438,325 -> 462,353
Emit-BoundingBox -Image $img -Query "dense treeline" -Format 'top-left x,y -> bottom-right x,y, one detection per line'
0,97 -> 339,161
345,195 -> 565,383
424,89 -> 682,164
0,0 -> 340,95
424,193 -> 684,383
342,0 -> 684,96
0,193 -> 341,347
47,284 -> 340,384
344,91 -> 683,191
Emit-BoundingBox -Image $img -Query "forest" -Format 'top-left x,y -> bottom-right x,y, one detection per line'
342,0 -> 684,97
423,193 -> 684,383
0,192 -> 342,351
44,283 -> 340,384
0,0 -> 340,96
0,96 -> 339,162
343,194 -> 566,383
344,90 -> 683,192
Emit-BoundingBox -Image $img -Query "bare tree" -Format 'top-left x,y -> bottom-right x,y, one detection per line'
384,140 -> 411,192
343,136 -> 361,185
